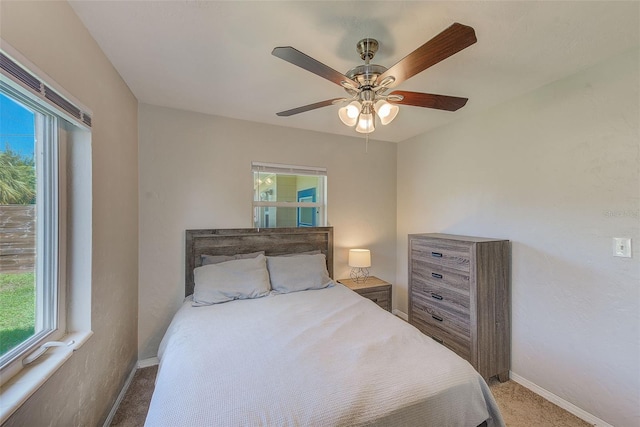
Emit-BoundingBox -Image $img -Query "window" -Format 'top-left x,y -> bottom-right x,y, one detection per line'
0,91 -> 62,368
252,162 -> 327,228
0,47 -> 92,387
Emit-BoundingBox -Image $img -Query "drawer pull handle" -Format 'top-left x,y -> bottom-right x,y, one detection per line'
432,315 -> 443,322
431,273 -> 443,279
431,293 -> 443,300
431,252 -> 443,258
432,336 -> 444,344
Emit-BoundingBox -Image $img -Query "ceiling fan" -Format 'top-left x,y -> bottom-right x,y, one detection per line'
272,23 -> 477,134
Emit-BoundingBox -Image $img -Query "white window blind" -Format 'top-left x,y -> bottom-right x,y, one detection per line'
251,162 -> 327,176
0,45 -> 92,129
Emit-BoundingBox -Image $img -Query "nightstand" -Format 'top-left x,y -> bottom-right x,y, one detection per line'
338,276 -> 392,312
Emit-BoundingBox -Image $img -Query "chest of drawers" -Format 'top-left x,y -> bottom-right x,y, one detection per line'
408,233 -> 510,382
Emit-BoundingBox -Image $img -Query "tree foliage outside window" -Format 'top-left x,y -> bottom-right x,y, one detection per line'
0,147 -> 35,205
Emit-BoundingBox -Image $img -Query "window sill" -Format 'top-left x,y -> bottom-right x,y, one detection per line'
0,330 -> 92,424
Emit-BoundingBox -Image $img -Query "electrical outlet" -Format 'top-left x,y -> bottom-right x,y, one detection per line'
613,237 -> 632,258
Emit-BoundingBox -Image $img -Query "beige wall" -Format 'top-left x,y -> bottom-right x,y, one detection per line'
138,104 -> 397,359
1,2 -> 139,425
397,48 -> 639,427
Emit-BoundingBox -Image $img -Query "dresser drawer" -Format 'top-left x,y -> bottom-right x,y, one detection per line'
411,316 -> 471,361
340,277 -> 393,313
410,239 -> 471,272
411,279 -> 470,317
358,289 -> 390,311
410,259 -> 471,294
412,297 -> 470,337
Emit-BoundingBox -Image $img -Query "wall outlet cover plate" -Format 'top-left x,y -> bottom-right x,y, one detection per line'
613,237 -> 632,258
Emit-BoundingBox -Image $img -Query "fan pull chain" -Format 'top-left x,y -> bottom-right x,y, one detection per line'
365,134 -> 369,153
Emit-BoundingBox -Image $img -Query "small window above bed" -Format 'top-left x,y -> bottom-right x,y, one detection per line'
252,162 -> 326,228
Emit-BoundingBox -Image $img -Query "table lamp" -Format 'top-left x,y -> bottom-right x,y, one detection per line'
349,249 -> 371,283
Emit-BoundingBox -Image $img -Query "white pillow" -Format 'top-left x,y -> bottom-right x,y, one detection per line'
193,254 -> 271,305
201,251 -> 265,266
267,253 -> 332,293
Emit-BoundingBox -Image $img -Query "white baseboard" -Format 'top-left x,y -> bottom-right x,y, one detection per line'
138,357 -> 159,368
392,309 -> 408,321
102,364 -> 137,427
509,371 -> 612,427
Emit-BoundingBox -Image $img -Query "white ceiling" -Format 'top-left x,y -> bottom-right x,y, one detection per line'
69,1 -> 639,143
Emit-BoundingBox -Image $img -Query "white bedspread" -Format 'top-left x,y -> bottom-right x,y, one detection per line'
145,283 -> 504,427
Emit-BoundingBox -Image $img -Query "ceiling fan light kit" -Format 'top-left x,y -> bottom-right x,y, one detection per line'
338,98 -> 399,133
374,99 -> 399,126
272,22 -> 477,135
355,107 -> 375,134
338,101 -> 361,127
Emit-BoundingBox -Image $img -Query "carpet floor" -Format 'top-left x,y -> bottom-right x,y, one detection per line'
112,366 -> 593,426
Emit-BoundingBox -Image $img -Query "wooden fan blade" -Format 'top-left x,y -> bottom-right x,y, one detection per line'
272,47 -> 359,89
389,91 -> 468,111
276,98 -> 345,117
377,23 -> 476,87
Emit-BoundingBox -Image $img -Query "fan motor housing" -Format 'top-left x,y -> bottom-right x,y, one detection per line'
346,64 -> 387,89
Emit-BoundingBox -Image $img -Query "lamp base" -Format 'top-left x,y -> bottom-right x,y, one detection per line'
350,267 -> 369,283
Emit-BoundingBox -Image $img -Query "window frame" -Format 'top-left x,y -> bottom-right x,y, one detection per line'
0,87 -> 66,379
251,162 -> 327,228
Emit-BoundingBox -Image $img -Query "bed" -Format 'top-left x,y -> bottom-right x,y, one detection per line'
145,227 -> 504,426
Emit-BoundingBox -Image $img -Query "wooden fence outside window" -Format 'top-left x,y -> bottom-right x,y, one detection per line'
0,205 -> 35,273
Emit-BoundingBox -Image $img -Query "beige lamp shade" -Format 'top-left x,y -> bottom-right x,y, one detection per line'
348,249 -> 371,268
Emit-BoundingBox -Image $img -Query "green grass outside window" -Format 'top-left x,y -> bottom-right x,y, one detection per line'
0,272 -> 36,356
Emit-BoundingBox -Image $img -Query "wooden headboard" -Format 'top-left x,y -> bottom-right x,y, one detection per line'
185,227 -> 333,296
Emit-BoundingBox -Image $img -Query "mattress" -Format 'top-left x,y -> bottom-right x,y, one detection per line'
145,283 -> 504,426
